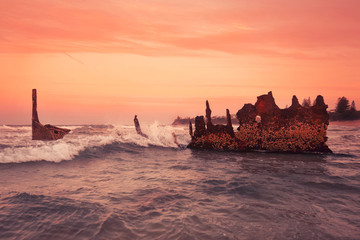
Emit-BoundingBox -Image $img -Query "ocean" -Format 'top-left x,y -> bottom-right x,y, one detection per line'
0,122 -> 359,239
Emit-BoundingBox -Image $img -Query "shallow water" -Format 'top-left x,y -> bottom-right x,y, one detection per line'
0,123 -> 359,239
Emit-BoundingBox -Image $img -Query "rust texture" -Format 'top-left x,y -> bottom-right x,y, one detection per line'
188,91 -> 332,153
32,89 -> 70,140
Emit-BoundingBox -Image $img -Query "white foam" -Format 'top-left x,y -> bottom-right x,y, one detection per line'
115,121 -> 190,148
0,134 -> 117,163
0,123 -> 191,163
0,125 -> 31,131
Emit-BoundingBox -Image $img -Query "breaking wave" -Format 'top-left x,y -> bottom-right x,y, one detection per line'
0,122 -> 190,164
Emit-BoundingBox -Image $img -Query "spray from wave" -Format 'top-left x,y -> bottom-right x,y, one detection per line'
0,122 -> 190,164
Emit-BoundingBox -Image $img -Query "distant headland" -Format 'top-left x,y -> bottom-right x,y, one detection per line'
328,97 -> 360,121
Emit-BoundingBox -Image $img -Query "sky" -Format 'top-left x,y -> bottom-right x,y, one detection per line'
1,0 -> 359,124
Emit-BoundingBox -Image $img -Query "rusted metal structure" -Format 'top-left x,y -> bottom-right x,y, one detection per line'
188,92 -> 332,153
32,89 -> 70,140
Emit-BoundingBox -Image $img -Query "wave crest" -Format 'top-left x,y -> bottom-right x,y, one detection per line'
0,123 -> 190,164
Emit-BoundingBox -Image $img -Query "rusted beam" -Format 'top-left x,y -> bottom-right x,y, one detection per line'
32,89 -> 70,140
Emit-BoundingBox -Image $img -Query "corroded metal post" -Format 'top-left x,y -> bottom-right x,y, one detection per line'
226,109 -> 231,127
206,100 -> 213,131
32,89 -> 39,123
134,115 -> 148,138
32,89 -> 70,140
226,109 -> 235,137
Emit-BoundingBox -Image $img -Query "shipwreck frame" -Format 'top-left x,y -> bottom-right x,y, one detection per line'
188,91 -> 332,153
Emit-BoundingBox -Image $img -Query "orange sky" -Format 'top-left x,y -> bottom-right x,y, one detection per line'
0,0 -> 359,124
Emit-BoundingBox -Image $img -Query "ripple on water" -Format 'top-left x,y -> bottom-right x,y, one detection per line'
169,165 -> 191,170
302,181 -> 360,193
0,192 -> 108,239
94,213 -> 138,240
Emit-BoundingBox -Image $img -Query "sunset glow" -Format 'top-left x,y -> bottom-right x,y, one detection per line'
1,0 -> 359,124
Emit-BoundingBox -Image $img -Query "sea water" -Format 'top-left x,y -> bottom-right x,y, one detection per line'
0,123 -> 359,239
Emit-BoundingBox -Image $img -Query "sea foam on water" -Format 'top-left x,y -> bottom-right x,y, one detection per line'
0,123 -> 189,163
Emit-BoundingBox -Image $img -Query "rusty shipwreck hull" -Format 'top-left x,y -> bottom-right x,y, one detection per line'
32,89 -> 70,140
188,92 -> 332,153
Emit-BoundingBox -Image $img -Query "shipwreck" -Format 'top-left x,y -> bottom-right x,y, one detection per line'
188,91 -> 332,153
32,89 -> 70,140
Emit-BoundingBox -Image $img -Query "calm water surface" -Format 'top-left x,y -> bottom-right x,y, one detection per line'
0,123 -> 359,239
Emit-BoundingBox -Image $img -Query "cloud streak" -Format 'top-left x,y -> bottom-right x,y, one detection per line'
1,0 -> 360,59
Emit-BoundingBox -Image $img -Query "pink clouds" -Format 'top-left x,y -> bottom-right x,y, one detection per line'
1,0 -> 360,58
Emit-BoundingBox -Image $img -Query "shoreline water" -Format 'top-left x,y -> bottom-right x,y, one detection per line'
329,119 -> 360,126
0,123 -> 359,239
